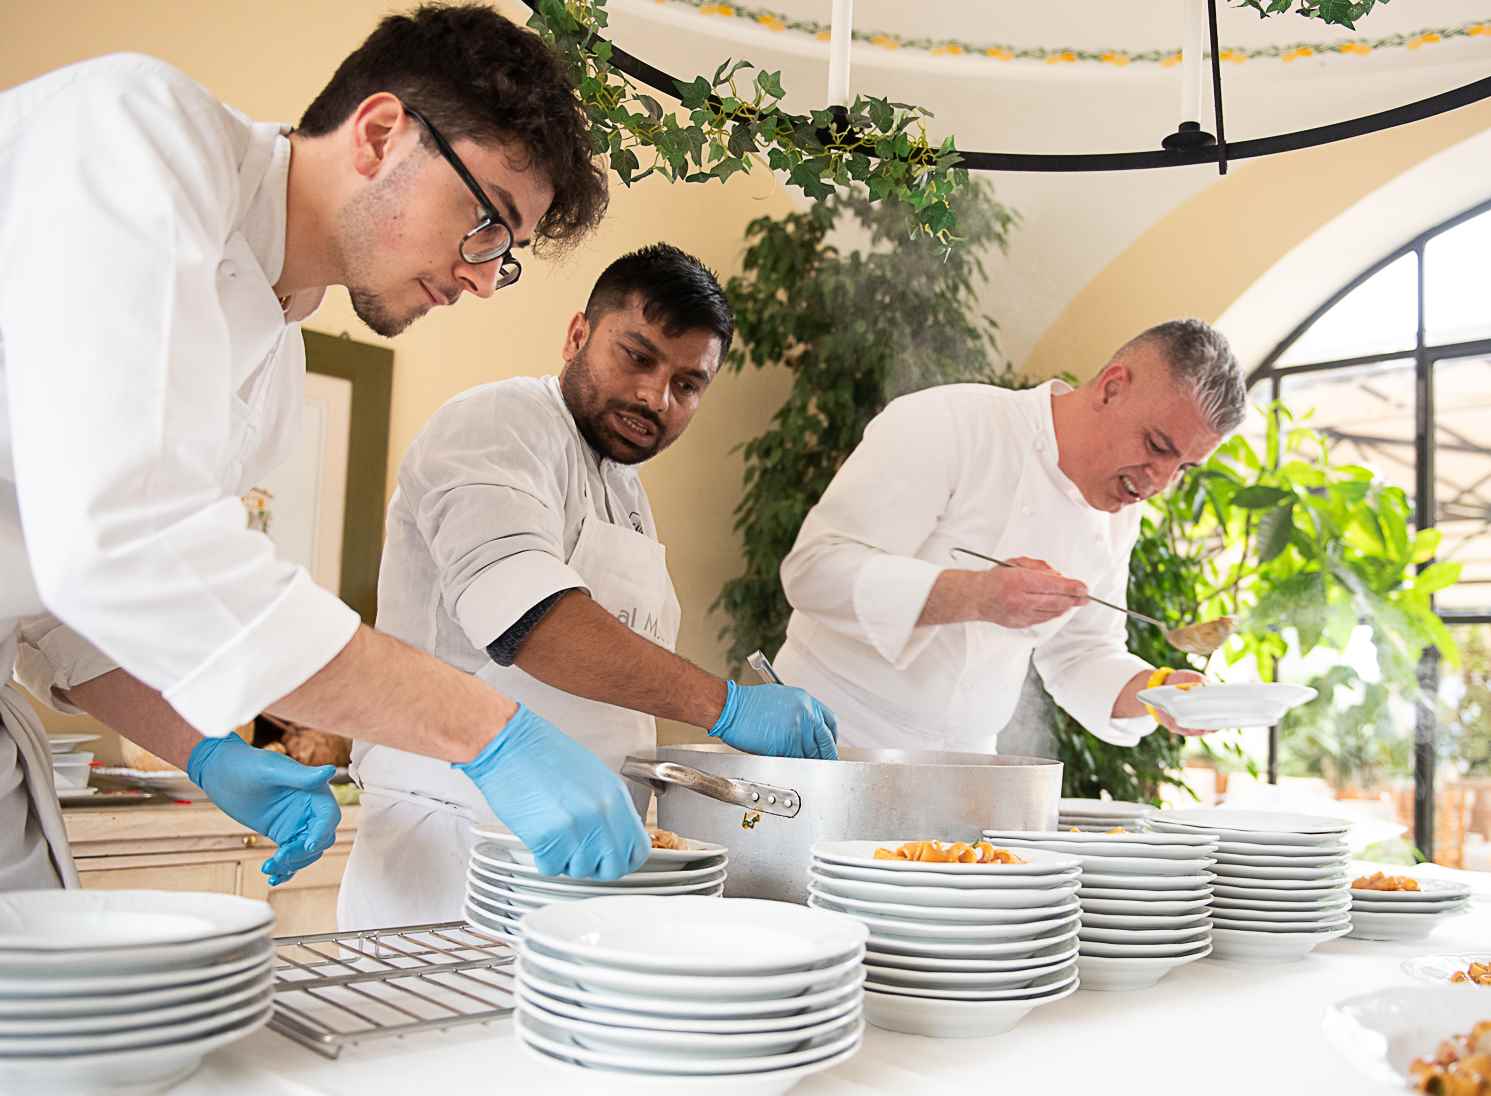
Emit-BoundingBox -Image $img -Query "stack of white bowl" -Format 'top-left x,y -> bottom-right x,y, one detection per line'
514,895 -> 865,1096
806,839 -> 1081,1037
1150,808 -> 1352,961
0,890 -> 274,1092
1347,872 -> 1472,942
48,733 -> 99,803
464,829 -> 727,940
985,827 -> 1217,991
1058,798 -> 1157,833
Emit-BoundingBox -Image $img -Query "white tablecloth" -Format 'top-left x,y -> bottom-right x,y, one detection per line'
182,876 -> 1491,1096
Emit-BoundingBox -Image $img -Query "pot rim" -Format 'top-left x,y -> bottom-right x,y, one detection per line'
637,744 -> 1061,771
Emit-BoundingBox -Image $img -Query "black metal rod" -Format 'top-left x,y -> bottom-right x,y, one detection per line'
521,2 -> 1491,175
1206,0 -> 1228,175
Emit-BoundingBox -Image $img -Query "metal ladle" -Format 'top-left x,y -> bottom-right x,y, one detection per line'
950,547 -> 1235,656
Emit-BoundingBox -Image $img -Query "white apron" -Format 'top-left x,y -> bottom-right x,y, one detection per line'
338,501 -> 681,931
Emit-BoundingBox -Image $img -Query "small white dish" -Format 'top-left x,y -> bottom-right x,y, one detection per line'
1136,683 -> 1316,730
865,940 -> 1079,974
1323,986 -> 1491,1088
1211,893 -> 1350,913
1078,937 -> 1212,959
1347,909 -> 1461,942
0,940 -> 270,999
810,859 -> 1079,891
0,891 -> 272,952
861,966 -> 1077,1002
1077,944 -> 1212,991
517,962 -> 864,1019
1401,954 -> 1491,985
1081,911 -> 1211,930
991,845 -> 1216,876
1213,863 -> 1349,882
1216,839 -> 1349,857
1349,878 -> 1472,902
984,828 -> 1206,847
1214,850 -> 1350,868
1208,924 -> 1349,962
863,973 -> 1078,1037
521,896 -> 864,976
812,841 -> 1079,877
1212,879 -> 1346,898
1059,799 -> 1156,820
805,885 -> 1075,925
0,986 -> 272,1055
1210,914 -> 1349,934
866,925 -> 1079,960
473,863 -> 727,898
808,895 -> 1077,942
1078,885 -> 1213,904
46,734 -> 100,754
474,827 -> 727,873
519,980 -> 862,1034
861,957 -> 1069,992
1207,903 -> 1349,924
0,967 -> 270,1036
0,953 -> 269,1020
1079,871 -> 1216,891
1080,895 -> 1212,915
1078,923 -> 1211,945
472,845 -> 726,887
1153,808 -> 1349,837
1352,897 -> 1469,915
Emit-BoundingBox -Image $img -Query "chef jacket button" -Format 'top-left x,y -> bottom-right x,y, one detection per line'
218,260 -> 236,279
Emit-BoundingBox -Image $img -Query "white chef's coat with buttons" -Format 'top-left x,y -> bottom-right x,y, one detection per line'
0,55 -> 362,888
776,380 -> 1153,755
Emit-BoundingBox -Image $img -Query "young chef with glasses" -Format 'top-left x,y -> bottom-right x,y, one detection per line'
0,6 -> 654,893
775,320 -> 1247,754
337,243 -> 839,928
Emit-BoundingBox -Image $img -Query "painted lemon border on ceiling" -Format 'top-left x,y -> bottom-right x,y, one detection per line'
660,3 -> 1489,66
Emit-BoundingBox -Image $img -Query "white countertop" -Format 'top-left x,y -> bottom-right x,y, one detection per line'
181,876 -> 1491,1096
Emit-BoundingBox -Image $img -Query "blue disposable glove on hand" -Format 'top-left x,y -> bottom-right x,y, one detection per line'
708,681 -> 839,760
187,734 -> 341,887
454,704 -> 649,881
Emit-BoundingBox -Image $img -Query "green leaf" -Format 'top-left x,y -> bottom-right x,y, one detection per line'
1415,561 -> 1463,595
755,70 -> 785,99
1232,485 -> 1292,510
1257,504 -> 1296,563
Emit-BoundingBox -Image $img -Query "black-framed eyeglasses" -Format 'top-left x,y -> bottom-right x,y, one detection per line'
405,106 -> 522,290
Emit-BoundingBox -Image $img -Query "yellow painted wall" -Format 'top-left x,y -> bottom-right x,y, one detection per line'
1022,97 -> 1491,383
2,1 -> 795,753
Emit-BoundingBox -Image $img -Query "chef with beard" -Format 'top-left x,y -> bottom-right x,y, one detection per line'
775,319 -> 1247,755
339,243 -> 838,928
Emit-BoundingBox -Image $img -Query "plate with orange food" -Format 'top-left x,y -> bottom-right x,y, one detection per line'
812,840 -> 1080,877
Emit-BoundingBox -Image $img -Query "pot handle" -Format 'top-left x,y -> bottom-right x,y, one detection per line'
621,757 -> 802,819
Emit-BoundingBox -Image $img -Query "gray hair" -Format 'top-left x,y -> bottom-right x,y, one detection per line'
1115,318 -> 1246,436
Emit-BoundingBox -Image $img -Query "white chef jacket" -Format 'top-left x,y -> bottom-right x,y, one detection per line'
778,380 -> 1154,753
353,375 -> 665,806
0,54 -> 360,733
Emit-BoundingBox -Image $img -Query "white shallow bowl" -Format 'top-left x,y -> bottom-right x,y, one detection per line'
473,864 -> 728,899
1214,851 -> 1350,869
1212,880 -> 1346,899
472,847 -> 726,888
514,1009 -> 865,1077
520,980 -> 863,1035
811,882 -> 1079,924
1136,683 -> 1317,729
1077,944 -> 1212,992
522,896 -> 864,976
1210,914 -> 1350,934
991,846 -> 1216,876
1079,923 -> 1211,945
46,735 -> 99,754
0,968 -> 271,1037
0,987 -> 272,1055
867,925 -> 1079,960
862,966 -> 1077,1002
517,943 -> 863,1002
1081,911 -> 1211,930
0,924 -> 273,979
0,954 -> 270,1022
1078,885 -> 1213,904
1211,894 -> 1350,913
813,842 -> 1079,877
1059,799 -> 1156,820
1323,987 -> 1491,1088
516,1031 -> 861,1096
808,873 -> 1075,910
985,829 -> 1204,847
1401,955 -> 1491,985
863,975 -> 1079,1037
1153,808 -> 1349,837
1216,838 -> 1349,856
1080,872 -> 1215,891
1348,878 -> 1471,903
865,941 -> 1079,974
1207,903 -> 1348,924
1209,924 -> 1349,962
519,988 -> 862,1059
1080,896 -> 1213,915
810,860 -> 1079,891
0,891 -> 272,953
808,896 -> 1078,942
1347,910 -> 1462,942
0,940 -> 271,1000
1213,863 -> 1349,882
518,963 -> 865,1020
1352,897 -> 1469,916
475,828 -> 727,873
0,1005 -> 270,1094
1078,938 -> 1212,959
863,954 -> 1072,991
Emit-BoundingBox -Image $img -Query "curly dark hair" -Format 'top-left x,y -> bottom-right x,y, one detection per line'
298,3 -> 607,253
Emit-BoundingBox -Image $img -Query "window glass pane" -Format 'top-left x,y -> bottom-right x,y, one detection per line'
1277,252 -> 1419,367
1433,356 -> 1491,613
1425,208 -> 1491,347
1277,360 -> 1417,499
1439,624 -> 1491,872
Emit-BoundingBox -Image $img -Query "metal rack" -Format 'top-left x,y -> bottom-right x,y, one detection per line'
268,921 -> 516,1059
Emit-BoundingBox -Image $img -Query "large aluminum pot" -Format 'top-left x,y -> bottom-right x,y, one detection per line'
623,745 -> 1061,904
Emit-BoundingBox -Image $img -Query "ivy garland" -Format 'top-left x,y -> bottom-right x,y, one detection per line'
525,0 -> 969,244
1239,0 -> 1387,29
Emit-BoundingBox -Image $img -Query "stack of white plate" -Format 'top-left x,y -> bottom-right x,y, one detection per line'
1150,809 -> 1352,962
464,829 -> 727,940
1347,875 -> 1472,942
0,890 -> 274,1093
985,827 -> 1217,991
806,839 -> 1081,1037
1058,798 -> 1156,833
514,895 -> 865,1096
49,734 -> 99,803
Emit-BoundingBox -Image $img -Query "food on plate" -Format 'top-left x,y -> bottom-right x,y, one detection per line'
1353,871 -> 1421,893
647,827 -> 687,850
1451,963 -> 1491,987
1407,1020 -> 1491,1092
873,840 -> 1026,865
1105,827 -> 1128,835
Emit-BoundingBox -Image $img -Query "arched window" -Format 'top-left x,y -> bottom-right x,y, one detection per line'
1249,198 -> 1491,867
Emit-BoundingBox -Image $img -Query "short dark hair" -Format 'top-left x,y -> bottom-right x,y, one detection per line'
298,3 -> 607,253
584,243 -> 734,360
1116,318 -> 1246,435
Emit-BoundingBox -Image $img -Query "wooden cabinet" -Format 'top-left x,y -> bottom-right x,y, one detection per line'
63,802 -> 360,936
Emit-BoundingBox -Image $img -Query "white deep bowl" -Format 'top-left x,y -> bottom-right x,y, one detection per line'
1077,944 -> 1212,992
473,827 -> 728,873
1324,987 -> 1491,1087
812,842 -> 1080,877
521,896 -> 865,976
863,975 -> 1079,1037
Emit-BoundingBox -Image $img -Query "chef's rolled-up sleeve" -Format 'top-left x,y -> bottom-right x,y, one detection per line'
0,58 -> 358,736
779,390 -> 956,669
406,393 -> 588,651
1032,530 -> 1154,747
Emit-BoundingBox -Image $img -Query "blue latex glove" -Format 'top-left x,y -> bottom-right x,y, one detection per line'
454,704 -> 649,881
187,734 -> 340,887
708,681 -> 839,760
